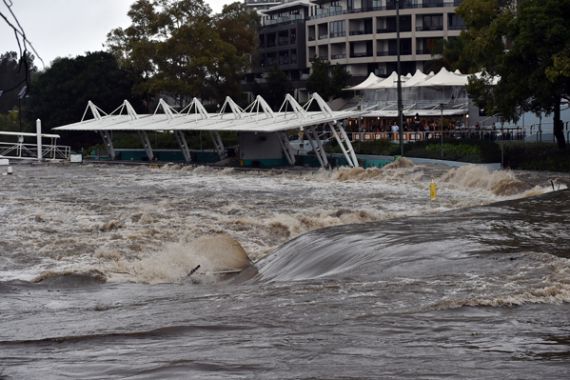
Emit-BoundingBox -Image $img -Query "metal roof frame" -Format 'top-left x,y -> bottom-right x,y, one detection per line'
53,93 -> 365,168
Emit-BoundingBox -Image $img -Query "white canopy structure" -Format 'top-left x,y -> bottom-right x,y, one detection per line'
54,93 -> 365,169
402,69 -> 431,87
367,71 -> 400,89
346,67 -> 482,117
349,67 -> 490,90
345,72 -> 383,90
419,67 -> 470,87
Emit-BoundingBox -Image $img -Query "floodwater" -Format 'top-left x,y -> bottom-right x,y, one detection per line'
0,161 -> 569,379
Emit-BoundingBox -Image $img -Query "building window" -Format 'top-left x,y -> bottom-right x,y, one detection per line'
448,13 -> 465,30
417,14 -> 443,31
330,20 -> 345,38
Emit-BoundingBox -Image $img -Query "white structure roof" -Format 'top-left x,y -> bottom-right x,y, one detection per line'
262,0 -> 311,13
346,72 -> 383,90
54,93 -> 365,133
402,69 -> 429,87
367,71 -> 400,89
419,67 -> 469,87
349,67 -> 498,90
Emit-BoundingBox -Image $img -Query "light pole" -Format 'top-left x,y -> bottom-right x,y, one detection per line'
440,103 -> 444,158
396,0 -> 404,156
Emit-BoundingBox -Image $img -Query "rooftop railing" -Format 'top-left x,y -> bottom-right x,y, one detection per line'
310,0 -> 462,21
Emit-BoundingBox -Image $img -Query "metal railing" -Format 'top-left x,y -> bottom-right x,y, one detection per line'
310,1 -> 462,21
416,25 -> 444,32
349,128 -> 527,143
377,27 -> 412,33
526,121 -> 570,143
0,129 -> 71,161
329,31 -> 347,38
351,51 -> 374,58
0,141 -> 71,160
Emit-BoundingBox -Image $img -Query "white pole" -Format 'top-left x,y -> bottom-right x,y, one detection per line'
36,119 -> 43,161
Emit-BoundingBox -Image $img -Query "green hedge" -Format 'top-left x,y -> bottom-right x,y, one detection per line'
334,139 -> 501,163
502,143 -> 570,171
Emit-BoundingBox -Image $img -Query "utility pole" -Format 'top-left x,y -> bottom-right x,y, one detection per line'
440,103 -> 444,158
396,0 -> 404,156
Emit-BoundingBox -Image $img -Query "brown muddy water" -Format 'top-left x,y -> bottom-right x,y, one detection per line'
0,161 -> 569,379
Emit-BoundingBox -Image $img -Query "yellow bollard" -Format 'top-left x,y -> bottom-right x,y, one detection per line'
429,179 -> 437,201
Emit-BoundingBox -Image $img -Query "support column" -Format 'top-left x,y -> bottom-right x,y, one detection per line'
306,127 -> 330,169
99,131 -> 116,160
137,131 -> 154,161
209,131 -> 227,160
329,122 -> 359,168
174,130 -> 192,163
36,119 -> 42,161
277,132 -> 296,166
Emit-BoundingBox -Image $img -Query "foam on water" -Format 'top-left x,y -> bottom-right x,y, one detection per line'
440,165 -> 529,195
0,163 -> 565,284
431,254 -> 570,309
101,234 -> 252,284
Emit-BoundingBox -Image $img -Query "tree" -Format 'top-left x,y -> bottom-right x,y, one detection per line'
107,0 -> 259,105
25,52 -> 138,148
452,0 -> 570,148
210,2 -> 259,102
307,58 -> 350,101
253,67 -> 293,109
0,51 -> 35,113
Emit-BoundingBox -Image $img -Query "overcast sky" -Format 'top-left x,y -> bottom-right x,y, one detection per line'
0,0 -> 235,68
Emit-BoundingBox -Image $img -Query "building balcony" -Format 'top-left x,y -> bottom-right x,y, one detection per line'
378,49 -> 412,56
448,24 -> 464,30
416,48 -> 440,54
329,31 -> 346,38
377,27 -> 412,34
261,17 -> 305,28
318,34 -> 329,40
349,30 -> 372,36
416,25 -> 444,32
309,1 -> 462,21
331,53 -> 347,59
351,52 -> 373,58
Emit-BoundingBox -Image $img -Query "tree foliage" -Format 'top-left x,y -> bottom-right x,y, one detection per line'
106,0 -> 258,105
449,0 -> 570,148
307,58 -> 351,101
0,51 -> 35,113
25,52 -> 138,148
253,67 -> 293,109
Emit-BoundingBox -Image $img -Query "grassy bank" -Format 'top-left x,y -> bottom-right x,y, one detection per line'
337,140 -> 570,171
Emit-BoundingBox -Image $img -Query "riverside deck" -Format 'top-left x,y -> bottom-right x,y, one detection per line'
54,93 -> 365,169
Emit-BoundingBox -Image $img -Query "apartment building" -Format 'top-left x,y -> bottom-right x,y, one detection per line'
244,0 -> 285,12
305,0 -> 464,79
258,0 -> 311,81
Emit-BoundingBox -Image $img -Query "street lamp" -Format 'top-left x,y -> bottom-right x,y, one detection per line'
396,0 -> 404,156
440,103 -> 444,158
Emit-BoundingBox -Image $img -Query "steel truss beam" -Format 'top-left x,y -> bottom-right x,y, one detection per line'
137,131 -> 154,161
277,132 -> 296,165
305,126 -> 330,169
210,131 -> 227,160
174,130 -> 192,162
329,122 -> 359,168
99,131 -> 116,160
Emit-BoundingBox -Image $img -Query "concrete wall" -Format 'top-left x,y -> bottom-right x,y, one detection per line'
239,132 -> 284,160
